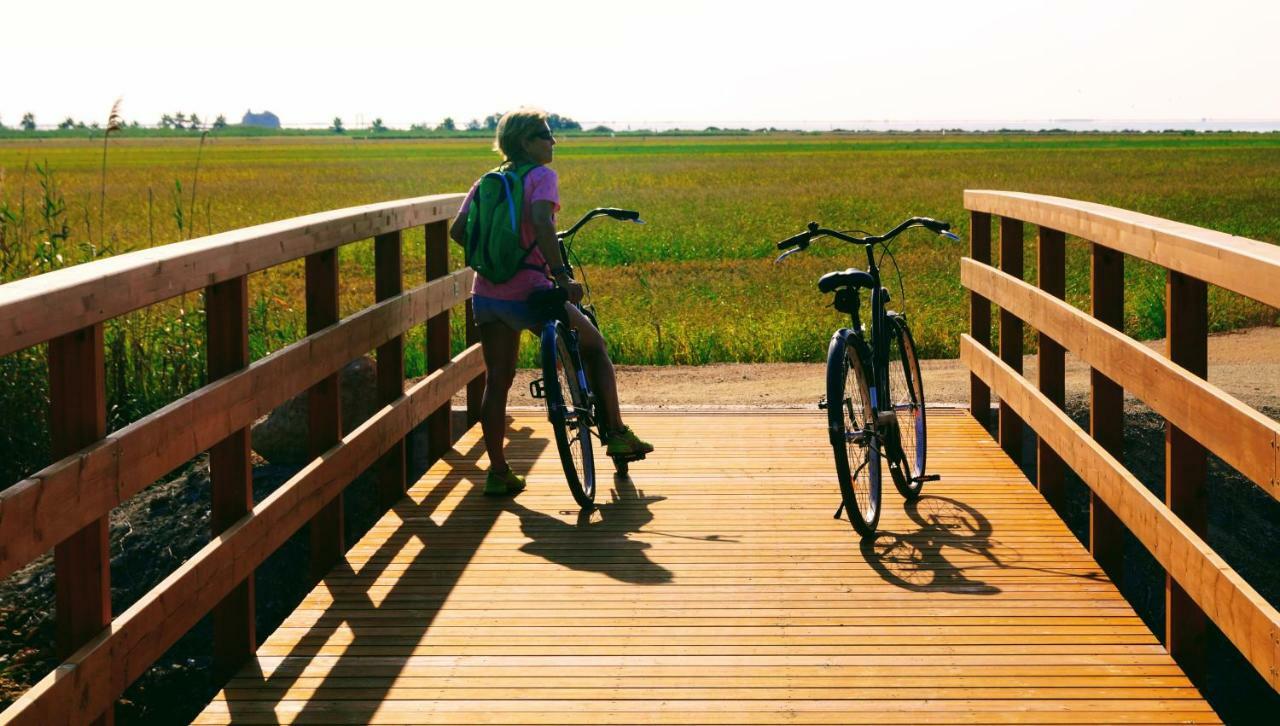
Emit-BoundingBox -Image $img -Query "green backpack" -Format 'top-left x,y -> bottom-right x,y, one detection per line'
464,162 -> 542,283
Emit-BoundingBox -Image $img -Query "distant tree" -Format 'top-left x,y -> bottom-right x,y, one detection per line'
21,113 -> 35,131
159,114 -> 175,129
174,112 -> 188,129
330,116 -> 345,133
189,113 -> 202,129
129,120 -> 140,129
371,118 -> 387,133
437,117 -> 456,132
483,112 -> 503,131
465,118 -> 481,131
547,113 -> 581,132
58,117 -> 76,130
409,122 -> 429,132
212,115 -> 228,130
587,125 -> 613,134
0,116 -> 5,130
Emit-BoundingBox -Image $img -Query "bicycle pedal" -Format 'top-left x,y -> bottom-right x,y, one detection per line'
529,379 -> 546,399
913,474 -> 941,483
817,396 -> 828,410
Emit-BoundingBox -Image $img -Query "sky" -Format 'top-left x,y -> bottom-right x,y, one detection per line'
3,0 -> 1278,130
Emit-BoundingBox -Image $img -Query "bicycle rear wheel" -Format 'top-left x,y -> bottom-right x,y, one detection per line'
541,321 -> 596,508
826,330 -> 880,537
886,314 -> 927,500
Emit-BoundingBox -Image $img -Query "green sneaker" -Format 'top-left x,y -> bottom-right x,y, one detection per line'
483,467 -> 527,496
605,425 -> 654,457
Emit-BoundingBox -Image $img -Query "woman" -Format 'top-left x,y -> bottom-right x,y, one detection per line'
450,107 -> 653,496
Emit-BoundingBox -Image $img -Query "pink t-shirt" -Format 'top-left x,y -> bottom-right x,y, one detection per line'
459,165 -> 560,301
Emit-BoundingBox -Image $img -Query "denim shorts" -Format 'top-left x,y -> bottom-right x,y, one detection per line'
472,295 -> 548,333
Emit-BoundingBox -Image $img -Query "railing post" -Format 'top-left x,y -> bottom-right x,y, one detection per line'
206,276 -> 255,682
375,231 -> 407,509
998,217 -> 1024,461
426,220 -> 452,462
1090,243 -> 1125,584
1165,269 -> 1209,685
1037,227 -> 1067,513
306,249 -> 343,581
969,210 -> 992,428
48,324 -> 112,726
465,297 -> 484,427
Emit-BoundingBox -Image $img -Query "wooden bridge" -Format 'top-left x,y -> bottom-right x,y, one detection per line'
0,191 -> 1277,723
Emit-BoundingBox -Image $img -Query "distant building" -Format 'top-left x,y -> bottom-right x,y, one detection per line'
241,110 -> 281,129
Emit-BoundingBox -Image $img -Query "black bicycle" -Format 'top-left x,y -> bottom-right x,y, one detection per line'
774,218 -> 958,537
528,207 -> 646,508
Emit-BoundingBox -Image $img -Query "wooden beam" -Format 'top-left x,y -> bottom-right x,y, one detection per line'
1089,243 -> 1124,584
306,249 -> 342,581
998,217 -> 1024,462
465,298 -> 484,427
1,347 -> 485,726
959,260 -> 1278,497
46,324 -> 110,725
1165,270 -> 1208,686
0,269 -> 474,581
964,190 -> 1280,309
204,276 -> 254,683
968,211 -> 992,429
374,231 -> 406,510
0,194 -> 464,358
961,335 -> 1280,694
425,220 -> 452,462
1036,227 -> 1067,514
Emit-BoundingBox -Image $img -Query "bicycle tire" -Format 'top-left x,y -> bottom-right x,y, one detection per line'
826,330 -> 880,537
540,321 -> 596,508
886,314 -> 927,500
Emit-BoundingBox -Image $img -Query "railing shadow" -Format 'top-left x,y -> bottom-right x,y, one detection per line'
503,471 -> 674,585
222,420 -> 550,725
861,494 -> 1106,594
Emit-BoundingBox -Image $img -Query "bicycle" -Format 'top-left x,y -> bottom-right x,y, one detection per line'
528,207 -> 647,508
774,218 -> 959,537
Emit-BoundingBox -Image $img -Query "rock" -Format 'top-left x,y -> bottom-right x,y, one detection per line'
250,357 -> 381,464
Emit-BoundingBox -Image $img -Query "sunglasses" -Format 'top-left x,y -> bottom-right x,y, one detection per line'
531,130 -> 554,141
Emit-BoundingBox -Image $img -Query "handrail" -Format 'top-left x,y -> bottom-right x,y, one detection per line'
961,190 -> 1280,694
964,190 -> 1280,308
0,193 -> 462,358
0,193 -> 483,723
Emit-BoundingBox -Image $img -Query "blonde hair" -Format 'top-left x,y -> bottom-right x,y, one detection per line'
494,107 -> 549,162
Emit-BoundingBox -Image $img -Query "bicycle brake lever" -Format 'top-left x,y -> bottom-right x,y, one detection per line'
774,247 -> 804,265
938,230 -> 960,241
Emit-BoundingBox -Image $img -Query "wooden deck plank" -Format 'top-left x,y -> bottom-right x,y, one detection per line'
198,410 -> 1219,724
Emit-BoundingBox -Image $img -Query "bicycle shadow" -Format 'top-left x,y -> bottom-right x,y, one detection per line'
860,494 -> 1004,594
503,471 -> 674,585
860,494 -> 1107,594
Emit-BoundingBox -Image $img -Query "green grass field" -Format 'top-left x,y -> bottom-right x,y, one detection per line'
1,133 -> 1277,481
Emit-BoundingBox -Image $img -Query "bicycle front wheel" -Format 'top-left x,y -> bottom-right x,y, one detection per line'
826,330 -> 880,537
886,314 -> 927,500
541,321 -> 596,508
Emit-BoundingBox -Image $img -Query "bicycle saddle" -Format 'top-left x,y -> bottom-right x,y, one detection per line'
817,268 -> 875,294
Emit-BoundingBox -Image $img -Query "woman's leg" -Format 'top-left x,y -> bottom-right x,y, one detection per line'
478,321 -> 522,472
564,304 -> 624,431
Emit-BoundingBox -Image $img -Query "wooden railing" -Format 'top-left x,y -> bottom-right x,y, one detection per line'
0,193 -> 486,723
961,190 -> 1280,692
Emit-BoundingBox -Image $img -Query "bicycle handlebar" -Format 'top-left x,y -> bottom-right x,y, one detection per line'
774,217 -> 957,253
558,207 -> 643,239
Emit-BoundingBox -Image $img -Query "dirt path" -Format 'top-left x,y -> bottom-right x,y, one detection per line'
498,326 -> 1278,412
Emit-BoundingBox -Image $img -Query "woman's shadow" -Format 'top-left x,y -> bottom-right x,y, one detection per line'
503,472 -> 674,584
